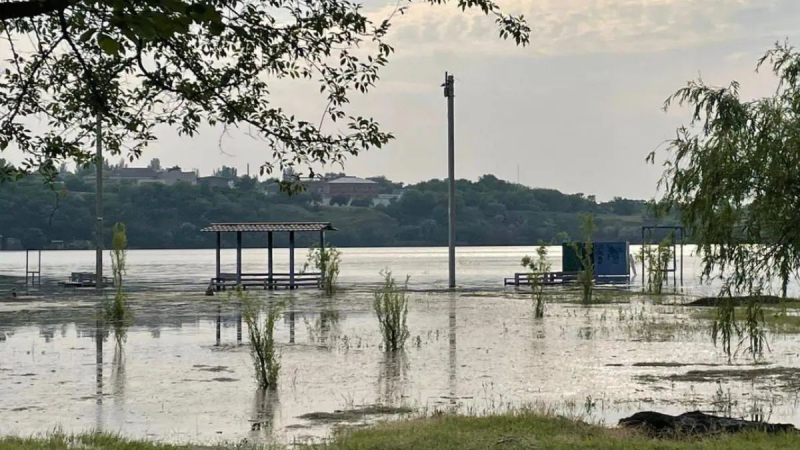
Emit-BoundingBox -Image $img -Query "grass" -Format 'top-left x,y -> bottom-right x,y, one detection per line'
691,305 -> 800,334
0,433 -> 186,449
4,413 -> 800,449
316,413 -> 800,450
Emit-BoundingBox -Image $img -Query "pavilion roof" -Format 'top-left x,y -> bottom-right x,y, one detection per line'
201,222 -> 335,233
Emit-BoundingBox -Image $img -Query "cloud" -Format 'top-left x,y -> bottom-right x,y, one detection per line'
368,0 -> 788,57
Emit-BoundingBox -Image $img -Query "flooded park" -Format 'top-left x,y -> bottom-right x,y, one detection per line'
2,245 -> 800,445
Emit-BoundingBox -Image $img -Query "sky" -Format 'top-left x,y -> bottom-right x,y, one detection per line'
7,0 -> 800,200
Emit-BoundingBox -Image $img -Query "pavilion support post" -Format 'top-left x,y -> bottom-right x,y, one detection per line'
641,228 -> 645,286
672,234 -> 677,287
236,231 -> 243,288
319,230 -> 326,287
267,231 -> 274,290
289,231 -> 296,290
215,232 -> 221,291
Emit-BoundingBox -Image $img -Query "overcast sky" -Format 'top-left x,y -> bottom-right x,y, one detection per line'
8,0 -> 800,200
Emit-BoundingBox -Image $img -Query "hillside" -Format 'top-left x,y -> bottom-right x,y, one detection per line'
0,173 -> 661,249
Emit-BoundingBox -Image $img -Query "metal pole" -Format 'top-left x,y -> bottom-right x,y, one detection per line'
38,250 -> 41,286
95,114 -> 104,292
25,249 -> 29,286
444,72 -> 456,289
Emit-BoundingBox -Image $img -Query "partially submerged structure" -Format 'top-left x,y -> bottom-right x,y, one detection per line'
201,222 -> 335,290
640,225 -> 685,287
504,241 -> 633,287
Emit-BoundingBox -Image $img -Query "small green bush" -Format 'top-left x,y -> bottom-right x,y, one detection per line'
374,271 -> 410,351
521,245 -> 550,318
241,291 -> 281,389
307,245 -> 341,295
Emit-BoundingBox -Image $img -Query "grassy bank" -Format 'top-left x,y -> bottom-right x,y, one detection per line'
690,304 -> 800,334
3,413 -> 800,450
322,413 -> 800,450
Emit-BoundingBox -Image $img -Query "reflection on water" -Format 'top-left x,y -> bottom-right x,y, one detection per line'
378,351 -> 409,405
305,302 -> 340,347
448,293 -> 457,412
2,290 -> 799,443
249,389 -> 278,437
3,247 -> 800,444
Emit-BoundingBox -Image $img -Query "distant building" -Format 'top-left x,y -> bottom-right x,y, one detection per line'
109,167 -> 159,184
323,176 -> 379,198
84,166 -> 197,185
372,192 -> 404,207
159,166 -> 198,185
198,176 -> 234,189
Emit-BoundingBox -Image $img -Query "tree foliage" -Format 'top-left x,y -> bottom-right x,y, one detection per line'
650,42 -> 800,356
0,0 -> 529,182
650,41 -> 800,298
0,171 -> 653,249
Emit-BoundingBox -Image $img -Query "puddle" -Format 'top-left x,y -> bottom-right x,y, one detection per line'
193,365 -> 233,373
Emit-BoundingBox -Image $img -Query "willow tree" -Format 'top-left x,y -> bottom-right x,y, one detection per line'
649,42 -> 800,357
0,0 -> 529,182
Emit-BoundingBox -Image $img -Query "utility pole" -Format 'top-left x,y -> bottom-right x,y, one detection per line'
444,72 -> 456,289
95,114 -> 104,292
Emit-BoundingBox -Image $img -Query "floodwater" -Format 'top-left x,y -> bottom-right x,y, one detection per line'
1,246 -> 800,445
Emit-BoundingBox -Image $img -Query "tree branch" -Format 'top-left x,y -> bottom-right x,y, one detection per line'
0,0 -> 72,20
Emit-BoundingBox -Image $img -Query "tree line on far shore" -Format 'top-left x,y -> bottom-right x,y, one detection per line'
0,169 -> 661,250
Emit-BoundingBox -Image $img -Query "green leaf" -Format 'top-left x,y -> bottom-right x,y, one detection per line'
97,33 -> 122,55
78,30 -> 95,43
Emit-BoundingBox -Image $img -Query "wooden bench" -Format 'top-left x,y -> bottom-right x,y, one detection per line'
504,271 -> 630,286
211,272 -> 322,290
61,272 -> 114,288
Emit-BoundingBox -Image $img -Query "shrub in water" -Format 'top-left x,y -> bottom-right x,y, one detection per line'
306,245 -> 341,295
521,244 -> 550,318
642,236 -> 672,295
107,222 -> 131,326
573,213 -> 595,304
241,291 -> 281,389
374,271 -> 410,351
